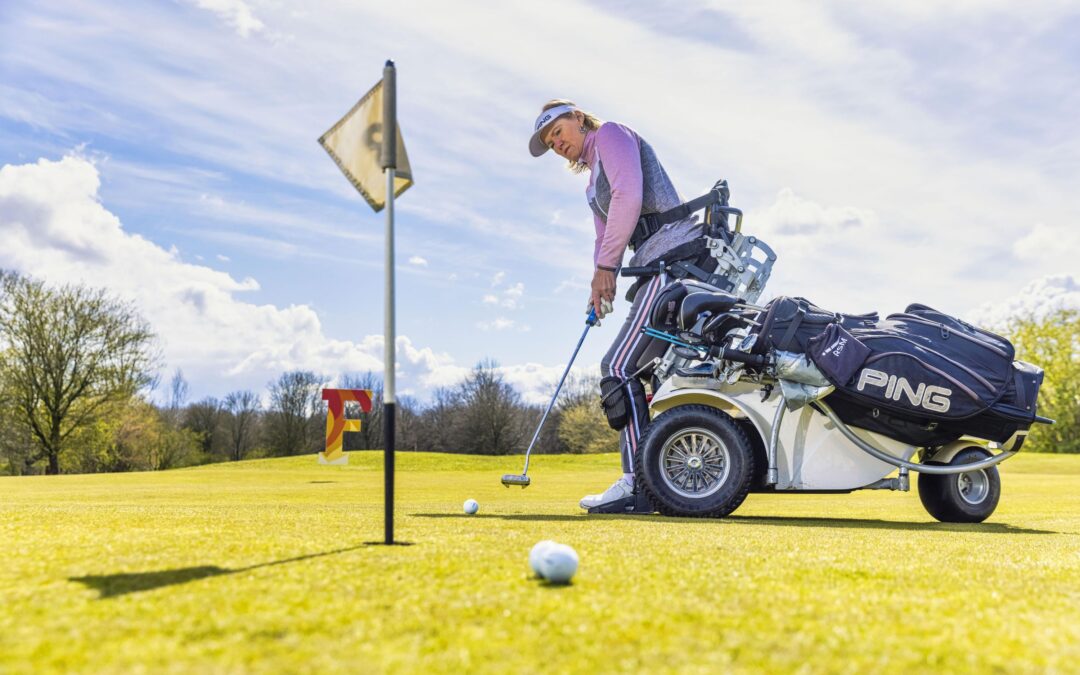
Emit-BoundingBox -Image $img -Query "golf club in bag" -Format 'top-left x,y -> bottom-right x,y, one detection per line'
501,308 -> 598,487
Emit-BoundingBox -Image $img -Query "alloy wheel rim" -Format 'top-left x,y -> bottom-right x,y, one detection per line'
956,468 -> 990,505
658,427 -> 730,499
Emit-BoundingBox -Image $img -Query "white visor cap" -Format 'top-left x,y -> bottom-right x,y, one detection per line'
529,104 -> 578,157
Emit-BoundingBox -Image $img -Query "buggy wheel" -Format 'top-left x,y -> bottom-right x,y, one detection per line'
918,446 -> 1001,523
634,405 -> 754,518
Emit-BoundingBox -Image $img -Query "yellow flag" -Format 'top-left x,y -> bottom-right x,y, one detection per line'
319,79 -> 413,212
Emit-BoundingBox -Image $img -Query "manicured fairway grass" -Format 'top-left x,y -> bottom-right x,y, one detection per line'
2,451 -> 1079,674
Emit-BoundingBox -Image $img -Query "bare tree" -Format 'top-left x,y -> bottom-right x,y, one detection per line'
223,390 -> 261,461
265,370 -> 326,456
0,272 -> 159,474
556,372 -> 602,412
184,396 -> 224,457
456,359 -> 525,455
421,386 -> 461,453
162,368 -> 189,429
395,395 -> 421,451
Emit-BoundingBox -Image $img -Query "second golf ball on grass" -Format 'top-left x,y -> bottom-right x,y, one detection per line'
537,543 -> 578,584
463,499 -> 479,514
529,540 -> 556,577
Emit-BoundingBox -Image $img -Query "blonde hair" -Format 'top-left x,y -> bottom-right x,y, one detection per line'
541,99 -> 602,173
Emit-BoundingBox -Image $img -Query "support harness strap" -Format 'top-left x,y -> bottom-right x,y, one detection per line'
630,187 -> 725,251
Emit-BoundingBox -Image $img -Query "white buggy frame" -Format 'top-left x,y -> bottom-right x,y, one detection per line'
634,183 -> 1033,522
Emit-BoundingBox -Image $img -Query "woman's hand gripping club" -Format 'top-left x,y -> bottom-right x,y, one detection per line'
589,267 -> 616,323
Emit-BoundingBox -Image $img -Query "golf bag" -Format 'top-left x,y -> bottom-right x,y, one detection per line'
805,304 -> 1044,446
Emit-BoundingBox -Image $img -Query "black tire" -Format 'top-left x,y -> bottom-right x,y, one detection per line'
634,404 -> 754,518
918,447 -> 1001,523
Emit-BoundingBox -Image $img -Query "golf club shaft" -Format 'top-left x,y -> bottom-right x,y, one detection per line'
519,316 -> 595,478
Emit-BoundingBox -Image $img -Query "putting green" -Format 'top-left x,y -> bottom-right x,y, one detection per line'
2,451 -> 1078,673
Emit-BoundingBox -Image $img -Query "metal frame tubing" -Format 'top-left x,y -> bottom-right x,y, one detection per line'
814,400 -> 1015,475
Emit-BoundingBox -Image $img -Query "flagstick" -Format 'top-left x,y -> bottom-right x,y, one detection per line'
384,167 -> 396,545
382,59 -> 397,545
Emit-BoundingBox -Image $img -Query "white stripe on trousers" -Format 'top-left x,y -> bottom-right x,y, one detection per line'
601,274 -> 670,474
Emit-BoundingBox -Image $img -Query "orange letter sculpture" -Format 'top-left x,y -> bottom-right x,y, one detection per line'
320,388 -> 373,465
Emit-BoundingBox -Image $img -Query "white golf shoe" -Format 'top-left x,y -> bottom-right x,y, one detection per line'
579,476 -> 634,510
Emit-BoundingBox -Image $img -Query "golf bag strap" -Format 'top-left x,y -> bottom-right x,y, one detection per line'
630,188 -> 724,251
777,303 -> 806,352
1013,367 -> 1028,412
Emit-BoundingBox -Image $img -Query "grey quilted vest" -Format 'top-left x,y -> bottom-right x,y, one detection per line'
588,134 -> 702,267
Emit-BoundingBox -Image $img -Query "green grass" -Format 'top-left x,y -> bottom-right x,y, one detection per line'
2,451 -> 1079,674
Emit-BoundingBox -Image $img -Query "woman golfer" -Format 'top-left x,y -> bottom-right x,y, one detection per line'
529,99 -> 707,510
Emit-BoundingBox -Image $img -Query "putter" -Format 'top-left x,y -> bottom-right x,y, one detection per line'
502,307 -> 599,487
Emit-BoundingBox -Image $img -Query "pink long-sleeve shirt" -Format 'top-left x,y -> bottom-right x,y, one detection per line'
582,122 -> 644,269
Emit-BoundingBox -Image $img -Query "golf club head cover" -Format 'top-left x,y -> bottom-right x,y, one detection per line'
599,376 -> 648,431
648,283 -> 690,332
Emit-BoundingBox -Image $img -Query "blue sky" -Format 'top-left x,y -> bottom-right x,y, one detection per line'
1,1 -> 1077,405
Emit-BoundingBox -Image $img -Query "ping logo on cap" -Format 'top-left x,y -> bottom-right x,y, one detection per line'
529,104 -> 578,156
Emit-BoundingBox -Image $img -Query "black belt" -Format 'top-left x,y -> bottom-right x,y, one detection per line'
629,186 -> 727,251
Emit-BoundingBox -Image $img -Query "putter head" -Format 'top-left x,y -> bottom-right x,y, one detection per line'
501,474 -> 530,488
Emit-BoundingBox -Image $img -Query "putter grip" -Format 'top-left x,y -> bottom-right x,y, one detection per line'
620,266 -> 654,277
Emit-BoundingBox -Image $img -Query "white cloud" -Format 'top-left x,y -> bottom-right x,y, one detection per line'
484,319 -> 531,332
753,188 -> 877,237
744,189 -> 894,309
966,275 -> 1080,330
0,155 -> 457,396
1013,223 -> 1080,275
191,0 -> 265,38
555,278 -> 589,295
193,193 -> 378,251
363,334 -> 469,391
478,318 -> 516,331
491,271 -> 505,287
216,253 -> 230,262
502,282 -> 524,309
498,362 -> 598,406
408,255 -> 428,267
481,281 -> 525,309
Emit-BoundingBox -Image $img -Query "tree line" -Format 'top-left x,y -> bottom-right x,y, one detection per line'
0,271 -> 616,475
1,271 -> 1076,475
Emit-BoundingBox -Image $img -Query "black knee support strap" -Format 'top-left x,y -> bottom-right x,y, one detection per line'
599,376 -> 648,431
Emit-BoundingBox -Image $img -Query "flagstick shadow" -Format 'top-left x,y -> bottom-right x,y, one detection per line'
70,545 -> 367,599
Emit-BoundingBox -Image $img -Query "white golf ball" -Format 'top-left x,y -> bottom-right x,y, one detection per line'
529,540 -> 556,577
463,499 -> 479,515
538,543 -> 579,584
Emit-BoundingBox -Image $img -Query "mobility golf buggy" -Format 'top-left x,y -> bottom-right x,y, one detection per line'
601,181 -> 1052,523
